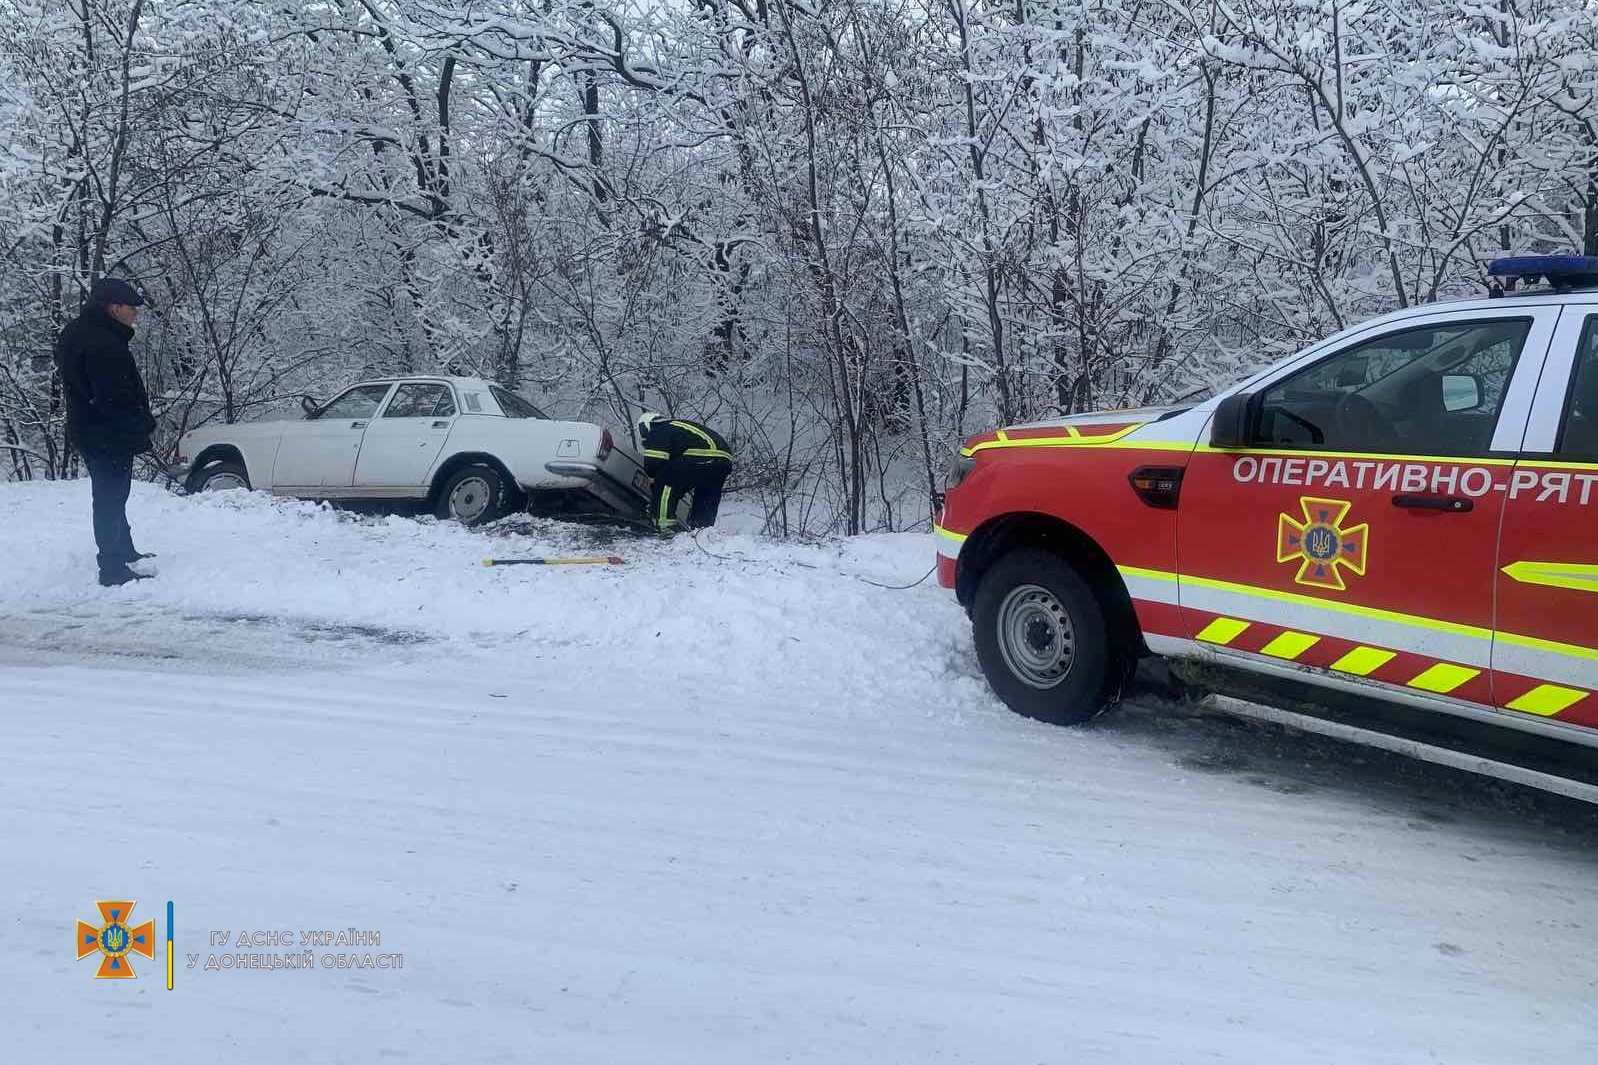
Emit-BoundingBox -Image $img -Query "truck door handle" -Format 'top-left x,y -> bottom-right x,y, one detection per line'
350,420 -> 368,429
1392,494 -> 1472,513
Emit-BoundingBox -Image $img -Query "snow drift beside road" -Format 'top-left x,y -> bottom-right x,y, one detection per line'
0,481 -> 987,705
3,480 -> 1597,1065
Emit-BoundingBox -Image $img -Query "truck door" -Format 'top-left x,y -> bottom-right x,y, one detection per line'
1177,309 -> 1559,710
1491,308 -> 1598,730
353,382 -> 458,488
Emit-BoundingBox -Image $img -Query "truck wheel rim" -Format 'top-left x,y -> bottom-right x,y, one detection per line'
204,472 -> 246,492
996,584 -> 1075,689
449,476 -> 492,522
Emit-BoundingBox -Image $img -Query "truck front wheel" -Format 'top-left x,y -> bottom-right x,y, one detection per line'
971,548 -> 1115,725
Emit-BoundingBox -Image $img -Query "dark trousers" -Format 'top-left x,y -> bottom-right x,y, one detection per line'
650,459 -> 731,530
687,463 -> 730,528
84,455 -> 137,574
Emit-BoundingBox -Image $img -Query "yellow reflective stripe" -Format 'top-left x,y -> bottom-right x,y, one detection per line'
1406,663 -> 1480,694
1507,685 -> 1588,717
1501,561 -> 1598,595
1118,565 -> 1178,585
1330,646 -> 1396,676
1119,565 -> 1598,664
996,428 -> 1010,441
667,421 -> 730,461
1180,571 -> 1493,642
1494,628 -> 1598,664
932,524 -> 968,543
1509,457 -> 1598,472
1196,617 -> 1250,645
673,421 -> 717,448
1260,631 -> 1319,660
643,448 -> 670,460
1192,444 -> 1518,467
960,423 -> 1149,456
657,484 -> 674,528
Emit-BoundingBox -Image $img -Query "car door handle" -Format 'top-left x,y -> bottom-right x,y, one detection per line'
431,420 -> 450,429
1392,494 -> 1473,513
350,420 -> 368,429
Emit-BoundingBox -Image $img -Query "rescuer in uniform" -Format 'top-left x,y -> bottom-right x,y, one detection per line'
636,413 -> 734,532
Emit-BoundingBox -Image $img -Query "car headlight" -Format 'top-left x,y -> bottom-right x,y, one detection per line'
945,454 -> 976,491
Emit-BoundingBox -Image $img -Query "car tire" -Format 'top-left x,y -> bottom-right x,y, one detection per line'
971,547 -> 1115,725
189,460 -> 251,494
436,463 -> 511,526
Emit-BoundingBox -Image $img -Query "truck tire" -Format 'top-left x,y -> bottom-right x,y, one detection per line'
436,463 -> 510,526
189,460 -> 250,494
971,547 -> 1114,725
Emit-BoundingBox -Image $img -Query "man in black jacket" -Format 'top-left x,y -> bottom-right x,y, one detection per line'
636,413 -> 734,532
54,278 -> 158,586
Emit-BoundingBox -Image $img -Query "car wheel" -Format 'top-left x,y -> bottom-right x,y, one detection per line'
971,547 -> 1115,725
436,464 -> 510,526
190,460 -> 250,494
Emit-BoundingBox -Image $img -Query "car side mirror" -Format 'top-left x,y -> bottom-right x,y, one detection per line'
1441,373 -> 1482,413
300,395 -> 320,418
1209,393 -> 1255,449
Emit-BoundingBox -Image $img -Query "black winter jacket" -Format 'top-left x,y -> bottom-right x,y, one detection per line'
640,418 -> 733,471
54,306 -> 156,458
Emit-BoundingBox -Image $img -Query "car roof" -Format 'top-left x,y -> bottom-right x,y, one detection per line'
350,375 -> 496,392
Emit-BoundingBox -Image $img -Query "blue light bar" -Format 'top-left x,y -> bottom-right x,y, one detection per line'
1486,255 -> 1598,287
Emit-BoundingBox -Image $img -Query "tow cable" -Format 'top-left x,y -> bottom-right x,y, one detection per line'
687,527 -> 936,590
479,523 -> 936,589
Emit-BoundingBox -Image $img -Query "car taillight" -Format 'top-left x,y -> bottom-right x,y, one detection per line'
597,428 -> 613,460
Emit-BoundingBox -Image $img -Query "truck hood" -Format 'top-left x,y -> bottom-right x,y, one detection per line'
959,405 -> 1193,457
1004,405 -> 1188,431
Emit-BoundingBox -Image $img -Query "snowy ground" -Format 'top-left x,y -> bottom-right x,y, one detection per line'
4,480 -> 1597,1064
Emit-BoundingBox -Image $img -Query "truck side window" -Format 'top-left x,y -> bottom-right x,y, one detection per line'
1254,318 -> 1531,457
1555,316 -> 1598,460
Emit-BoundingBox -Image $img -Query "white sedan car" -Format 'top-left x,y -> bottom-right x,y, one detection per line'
175,376 -> 653,525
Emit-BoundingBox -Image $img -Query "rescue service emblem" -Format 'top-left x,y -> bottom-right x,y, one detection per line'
1276,497 -> 1369,591
76,900 -> 156,978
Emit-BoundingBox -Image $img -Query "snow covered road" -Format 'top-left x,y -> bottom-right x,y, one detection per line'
3,482 -> 1596,1063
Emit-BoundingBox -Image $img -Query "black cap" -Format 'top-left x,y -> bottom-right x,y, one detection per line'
87,278 -> 147,308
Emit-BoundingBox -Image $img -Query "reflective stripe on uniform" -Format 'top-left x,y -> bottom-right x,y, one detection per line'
657,484 -> 676,529
643,448 -> 670,460
672,421 -> 733,461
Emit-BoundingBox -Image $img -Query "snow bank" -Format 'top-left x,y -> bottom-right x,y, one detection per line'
4,480 -> 1598,1065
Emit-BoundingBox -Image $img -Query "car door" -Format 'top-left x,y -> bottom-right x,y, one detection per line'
1177,308 -> 1560,711
352,382 -> 458,488
1491,306 -> 1598,730
271,383 -> 393,489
